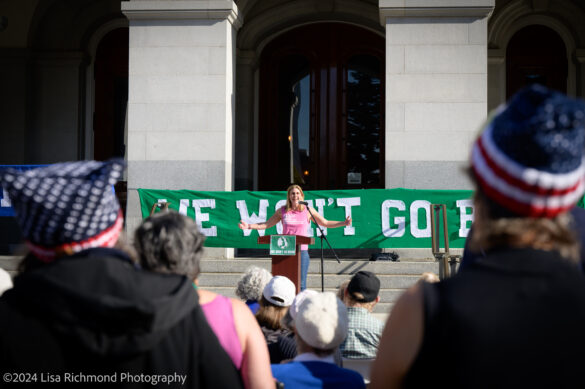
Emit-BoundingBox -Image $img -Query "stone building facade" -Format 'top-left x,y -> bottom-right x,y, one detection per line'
1,0 -> 584,256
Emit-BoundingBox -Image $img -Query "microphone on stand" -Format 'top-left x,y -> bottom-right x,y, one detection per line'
298,201 -> 309,206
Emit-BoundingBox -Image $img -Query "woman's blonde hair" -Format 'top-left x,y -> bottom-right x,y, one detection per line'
285,184 -> 305,212
470,176 -> 579,262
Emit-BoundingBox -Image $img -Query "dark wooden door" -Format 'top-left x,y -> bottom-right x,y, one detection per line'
507,25 -> 567,98
259,23 -> 385,190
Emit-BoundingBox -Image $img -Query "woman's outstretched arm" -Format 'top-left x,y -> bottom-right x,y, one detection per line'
307,207 -> 351,228
239,210 -> 282,230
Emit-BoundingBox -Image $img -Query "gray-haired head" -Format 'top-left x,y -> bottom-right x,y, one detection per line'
235,266 -> 272,302
134,211 -> 205,281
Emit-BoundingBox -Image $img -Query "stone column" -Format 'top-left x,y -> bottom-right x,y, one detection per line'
488,48 -> 505,111
379,0 -> 494,190
122,0 -> 242,258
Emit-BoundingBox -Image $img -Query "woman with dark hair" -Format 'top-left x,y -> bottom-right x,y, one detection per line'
135,211 -> 274,389
239,184 -> 351,290
370,85 -> 585,388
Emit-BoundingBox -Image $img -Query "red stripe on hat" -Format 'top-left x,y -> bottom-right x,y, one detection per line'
477,136 -> 583,197
27,211 -> 124,262
471,163 -> 576,218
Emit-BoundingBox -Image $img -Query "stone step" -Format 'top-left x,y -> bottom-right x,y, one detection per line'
198,272 -> 422,289
205,286 -> 406,303
200,258 -> 439,275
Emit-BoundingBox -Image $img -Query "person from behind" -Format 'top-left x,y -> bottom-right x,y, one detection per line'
256,275 -> 296,357
135,211 -> 273,389
235,265 -> 273,314
271,291 -> 365,389
0,160 -> 243,388
370,85 -> 585,388
340,271 -> 384,359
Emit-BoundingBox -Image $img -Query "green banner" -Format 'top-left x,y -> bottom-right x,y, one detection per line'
138,188 -> 475,249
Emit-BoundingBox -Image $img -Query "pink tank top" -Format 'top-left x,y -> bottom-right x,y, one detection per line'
281,207 -> 310,250
201,294 -> 243,369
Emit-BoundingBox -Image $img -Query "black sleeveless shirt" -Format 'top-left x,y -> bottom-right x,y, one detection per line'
404,248 -> 585,389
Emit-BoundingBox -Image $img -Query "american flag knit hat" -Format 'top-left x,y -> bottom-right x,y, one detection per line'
0,159 -> 125,262
471,85 -> 585,218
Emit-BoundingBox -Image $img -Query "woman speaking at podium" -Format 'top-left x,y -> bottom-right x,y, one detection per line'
239,184 -> 351,290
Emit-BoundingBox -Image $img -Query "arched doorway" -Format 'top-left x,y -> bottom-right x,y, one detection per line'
93,27 -> 128,216
94,27 -> 128,162
258,23 -> 385,190
506,25 -> 567,98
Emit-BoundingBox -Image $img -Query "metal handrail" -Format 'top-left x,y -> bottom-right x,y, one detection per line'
430,204 -> 460,279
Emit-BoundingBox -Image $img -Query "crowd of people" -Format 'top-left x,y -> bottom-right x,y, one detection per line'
1,84 -> 585,388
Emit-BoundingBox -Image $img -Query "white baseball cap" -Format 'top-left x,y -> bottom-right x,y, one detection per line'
263,275 -> 296,307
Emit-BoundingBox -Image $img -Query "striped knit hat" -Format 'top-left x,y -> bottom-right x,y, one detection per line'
0,159 -> 125,261
471,84 -> 585,218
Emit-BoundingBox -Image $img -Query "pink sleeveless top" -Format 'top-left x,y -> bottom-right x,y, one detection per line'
201,294 -> 243,369
281,207 -> 310,250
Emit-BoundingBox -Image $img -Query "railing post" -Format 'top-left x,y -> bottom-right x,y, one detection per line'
430,204 -> 460,279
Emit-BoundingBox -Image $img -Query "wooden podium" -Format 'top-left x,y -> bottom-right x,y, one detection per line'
258,235 -> 314,293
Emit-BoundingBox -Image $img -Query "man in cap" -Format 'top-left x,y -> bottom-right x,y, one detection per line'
271,291 -> 365,388
0,160 -> 243,388
370,85 -> 585,388
340,270 -> 384,359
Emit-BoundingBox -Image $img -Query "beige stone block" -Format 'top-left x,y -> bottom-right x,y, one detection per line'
386,102 -> 405,131
468,17 -> 487,44
127,103 -> 151,131
146,131 -> 226,161
129,47 -> 210,75
130,75 -> 226,103
209,46 -> 227,75
404,103 -> 486,132
386,130 -> 476,161
386,21 -> 468,45
405,45 -> 486,74
387,45 -> 404,74
127,132 -> 146,160
387,74 -> 486,102
129,21 -> 227,48
129,103 -> 227,132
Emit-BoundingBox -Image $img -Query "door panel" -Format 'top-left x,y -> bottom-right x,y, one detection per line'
259,23 -> 384,190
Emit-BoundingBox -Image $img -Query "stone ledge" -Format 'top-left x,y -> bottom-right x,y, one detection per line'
122,0 -> 243,29
379,0 -> 494,24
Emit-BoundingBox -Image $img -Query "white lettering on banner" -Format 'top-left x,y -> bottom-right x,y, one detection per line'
410,200 -> 431,238
179,199 -> 189,215
193,199 -> 217,237
274,200 -> 287,234
236,199 -> 270,237
381,200 -> 406,237
312,199 -> 327,237
337,197 -> 359,235
1,188 -> 10,207
457,199 -> 474,237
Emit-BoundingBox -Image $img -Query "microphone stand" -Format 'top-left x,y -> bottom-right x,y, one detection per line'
304,204 -> 340,292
